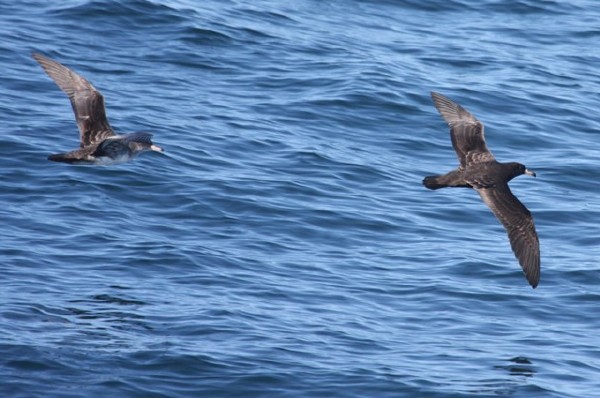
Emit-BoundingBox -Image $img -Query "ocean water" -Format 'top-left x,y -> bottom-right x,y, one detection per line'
1,0 -> 599,397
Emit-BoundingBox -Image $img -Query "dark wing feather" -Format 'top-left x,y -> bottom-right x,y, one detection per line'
93,138 -> 130,159
431,92 -> 494,168
122,132 -> 153,144
32,53 -> 115,147
477,184 -> 540,288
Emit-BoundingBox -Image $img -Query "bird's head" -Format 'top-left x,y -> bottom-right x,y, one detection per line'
126,132 -> 164,154
511,162 -> 536,178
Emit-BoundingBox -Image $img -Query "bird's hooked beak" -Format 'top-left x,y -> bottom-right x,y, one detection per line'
525,168 -> 536,177
150,144 -> 164,153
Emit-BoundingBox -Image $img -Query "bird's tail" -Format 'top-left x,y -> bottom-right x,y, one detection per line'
48,154 -> 68,162
422,175 -> 446,190
48,150 -> 88,164
422,170 -> 472,190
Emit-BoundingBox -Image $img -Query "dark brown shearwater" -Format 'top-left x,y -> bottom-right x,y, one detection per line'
423,92 -> 540,288
32,52 -> 164,165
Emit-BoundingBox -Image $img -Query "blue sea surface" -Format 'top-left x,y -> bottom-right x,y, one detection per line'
1,0 -> 599,397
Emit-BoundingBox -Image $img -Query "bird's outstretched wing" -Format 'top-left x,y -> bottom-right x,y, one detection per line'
431,92 -> 494,168
122,132 -> 153,144
477,184 -> 540,288
33,52 -> 115,147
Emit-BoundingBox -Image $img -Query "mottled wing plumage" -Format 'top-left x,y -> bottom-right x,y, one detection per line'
430,92 -> 494,168
477,185 -> 540,288
32,52 -> 115,147
122,132 -> 154,144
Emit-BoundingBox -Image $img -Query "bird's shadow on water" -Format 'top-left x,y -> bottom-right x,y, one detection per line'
455,356 -> 541,397
61,286 -> 155,349
494,356 -> 536,378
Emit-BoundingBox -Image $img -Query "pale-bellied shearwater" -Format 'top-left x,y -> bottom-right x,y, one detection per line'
32,52 -> 164,165
423,92 -> 540,288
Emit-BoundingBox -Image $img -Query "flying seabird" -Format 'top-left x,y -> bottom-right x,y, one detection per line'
423,92 -> 540,288
32,52 -> 164,165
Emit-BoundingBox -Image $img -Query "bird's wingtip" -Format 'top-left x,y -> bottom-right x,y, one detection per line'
430,91 -> 442,100
525,269 -> 540,289
529,279 -> 539,289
